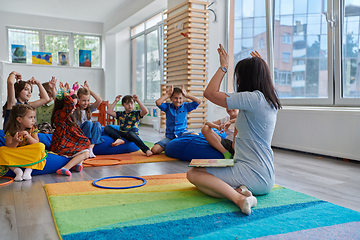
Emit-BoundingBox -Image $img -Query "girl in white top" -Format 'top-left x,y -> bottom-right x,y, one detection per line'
201,107 -> 238,159
187,46 -> 281,216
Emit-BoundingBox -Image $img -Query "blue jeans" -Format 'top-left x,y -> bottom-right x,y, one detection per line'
104,125 -> 150,153
80,121 -> 104,145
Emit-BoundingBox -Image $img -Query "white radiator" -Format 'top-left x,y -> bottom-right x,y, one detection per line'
272,106 -> 360,161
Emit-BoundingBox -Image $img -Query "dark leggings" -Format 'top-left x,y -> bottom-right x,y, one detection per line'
104,125 -> 150,153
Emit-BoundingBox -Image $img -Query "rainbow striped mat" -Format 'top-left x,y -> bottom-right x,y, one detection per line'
44,173 -> 360,240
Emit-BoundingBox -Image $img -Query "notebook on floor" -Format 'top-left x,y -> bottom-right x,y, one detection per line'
188,159 -> 234,167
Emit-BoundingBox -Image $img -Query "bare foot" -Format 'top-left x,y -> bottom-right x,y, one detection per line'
112,139 -> 125,146
235,185 -> 253,197
146,150 -> 153,157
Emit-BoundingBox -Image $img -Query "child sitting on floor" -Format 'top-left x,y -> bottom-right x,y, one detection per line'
202,108 -> 238,159
151,85 -> 202,155
74,81 -> 103,158
3,71 -> 50,128
105,94 -> 153,157
50,82 -> 90,176
1,104 -> 46,181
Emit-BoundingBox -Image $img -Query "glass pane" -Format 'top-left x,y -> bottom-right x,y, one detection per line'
131,23 -> 145,36
274,0 -> 328,98
146,30 -> 161,101
44,33 -> 69,65
342,0 -> 360,98
234,0 -> 268,66
73,35 -> 100,67
132,35 -> 145,101
8,28 -> 39,64
146,13 -> 162,29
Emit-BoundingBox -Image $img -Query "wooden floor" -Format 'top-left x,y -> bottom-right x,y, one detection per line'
1,125 -> 360,240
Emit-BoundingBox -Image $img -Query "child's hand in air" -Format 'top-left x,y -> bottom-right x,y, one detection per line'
133,94 -> 139,102
59,82 -> 70,92
28,77 -> 40,86
9,71 -> 22,82
82,80 -> 90,90
115,95 -> 122,103
181,85 -> 188,97
49,76 -> 57,89
167,85 -> 173,97
72,82 -> 79,92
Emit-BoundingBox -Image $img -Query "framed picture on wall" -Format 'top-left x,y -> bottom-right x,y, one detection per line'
11,44 -> 26,63
32,51 -> 52,65
79,49 -> 91,67
58,52 -> 69,66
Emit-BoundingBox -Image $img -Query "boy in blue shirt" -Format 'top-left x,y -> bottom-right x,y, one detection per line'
151,85 -> 202,155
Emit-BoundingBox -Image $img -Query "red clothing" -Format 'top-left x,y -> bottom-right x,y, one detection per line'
50,95 -> 90,156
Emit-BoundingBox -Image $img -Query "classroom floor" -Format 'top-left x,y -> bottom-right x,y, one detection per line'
1,125 -> 360,240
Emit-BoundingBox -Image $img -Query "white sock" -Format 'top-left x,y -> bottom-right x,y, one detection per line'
240,185 -> 253,197
22,168 -> 33,181
89,148 -> 96,158
241,196 -> 257,215
13,168 -> 23,181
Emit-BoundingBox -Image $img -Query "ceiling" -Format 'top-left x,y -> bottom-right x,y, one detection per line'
0,0 -> 131,23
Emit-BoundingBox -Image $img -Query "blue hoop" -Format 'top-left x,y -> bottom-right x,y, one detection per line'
92,176 -> 147,189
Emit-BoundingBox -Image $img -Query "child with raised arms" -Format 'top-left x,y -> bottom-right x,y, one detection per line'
0,104 -> 46,181
2,71 -> 50,128
105,94 -> 153,157
50,82 -> 90,176
202,107 -> 238,159
74,81 -> 103,158
151,85 -> 202,155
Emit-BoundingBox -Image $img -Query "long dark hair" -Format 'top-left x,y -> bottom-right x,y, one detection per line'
51,94 -> 78,128
234,57 -> 281,110
75,88 -> 92,123
4,104 -> 35,136
2,81 -> 32,117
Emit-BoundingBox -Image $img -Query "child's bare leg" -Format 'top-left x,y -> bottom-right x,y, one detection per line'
202,125 -> 227,153
112,138 -> 125,146
151,144 -> 164,155
57,151 -> 89,176
10,167 -> 23,181
187,167 -> 257,215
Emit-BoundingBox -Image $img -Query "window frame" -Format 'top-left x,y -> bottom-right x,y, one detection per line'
130,10 -> 166,105
7,26 -> 102,68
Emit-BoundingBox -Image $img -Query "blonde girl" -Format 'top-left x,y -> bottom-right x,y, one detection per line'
74,81 -> 103,158
1,104 -> 46,181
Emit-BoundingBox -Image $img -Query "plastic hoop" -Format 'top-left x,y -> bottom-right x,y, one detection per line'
92,176 -> 147,189
0,176 -> 14,187
83,157 -> 122,166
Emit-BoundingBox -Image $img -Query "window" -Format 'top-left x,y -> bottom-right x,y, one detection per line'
258,38 -> 264,49
282,52 -> 291,62
8,27 -> 101,67
131,11 -> 165,103
8,28 -> 39,64
283,33 -> 291,43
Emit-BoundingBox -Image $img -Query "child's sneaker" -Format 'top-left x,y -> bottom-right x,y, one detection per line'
56,168 -> 72,176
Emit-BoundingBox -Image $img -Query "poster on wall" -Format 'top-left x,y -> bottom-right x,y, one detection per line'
153,108 -> 158,117
32,51 -> 52,65
58,52 -> 69,66
11,44 -> 26,63
79,49 -> 91,67
147,108 -> 151,116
